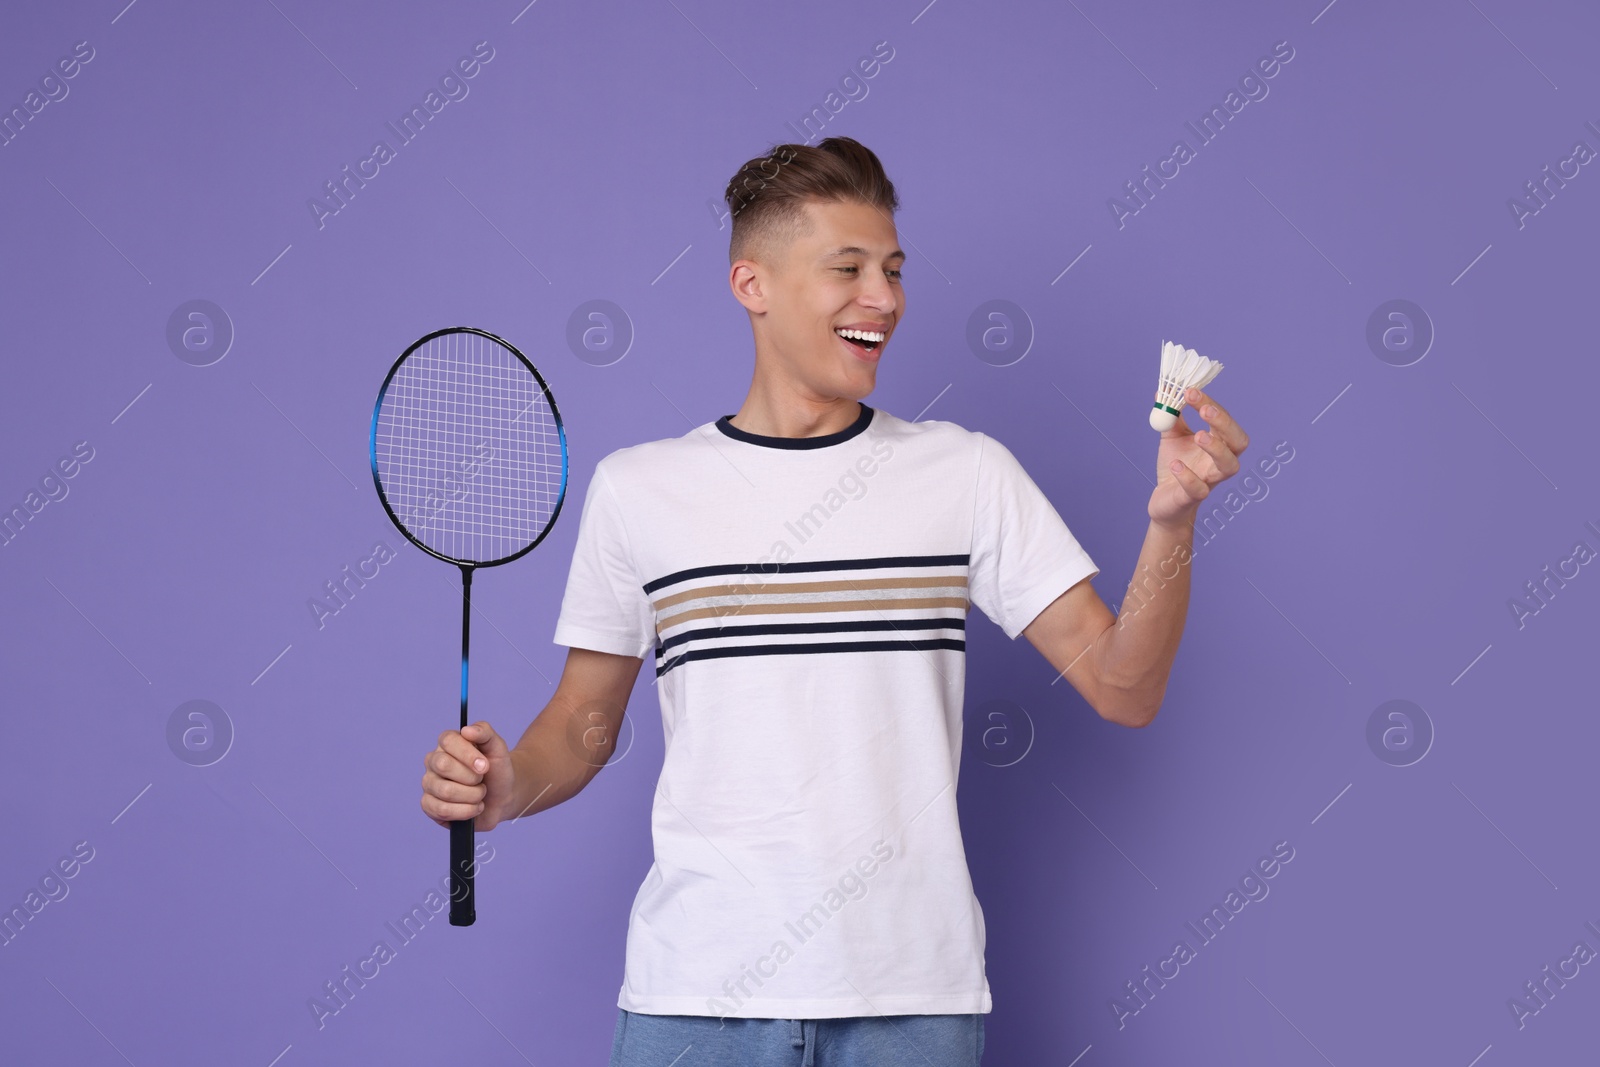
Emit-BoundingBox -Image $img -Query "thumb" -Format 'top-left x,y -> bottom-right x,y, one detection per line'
461,721 -> 510,761
1161,411 -> 1195,439
1167,458 -> 1210,499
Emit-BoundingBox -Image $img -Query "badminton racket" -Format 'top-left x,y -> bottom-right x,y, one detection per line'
369,325 -> 568,926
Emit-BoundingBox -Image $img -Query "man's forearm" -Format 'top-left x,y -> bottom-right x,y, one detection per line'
496,706 -> 605,822
1096,516 -> 1197,725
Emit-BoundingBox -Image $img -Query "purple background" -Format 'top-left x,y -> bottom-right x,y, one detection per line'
3,0 -> 1597,1063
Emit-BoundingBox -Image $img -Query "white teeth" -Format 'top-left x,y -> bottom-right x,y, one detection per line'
835,328 -> 885,343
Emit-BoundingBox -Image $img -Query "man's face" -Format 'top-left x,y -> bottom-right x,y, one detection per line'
739,198 -> 905,401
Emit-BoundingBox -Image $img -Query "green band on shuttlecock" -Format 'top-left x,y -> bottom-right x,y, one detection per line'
1153,402 -> 1181,415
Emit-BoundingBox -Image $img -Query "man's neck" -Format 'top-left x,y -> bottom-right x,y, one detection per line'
728,393 -> 862,439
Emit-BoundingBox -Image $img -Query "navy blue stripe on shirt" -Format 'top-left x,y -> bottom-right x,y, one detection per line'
656,615 -> 967,656
643,553 -> 971,595
656,637 -> 966,677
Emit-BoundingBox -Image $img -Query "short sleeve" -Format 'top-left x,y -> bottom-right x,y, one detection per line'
551,460 -> 655,659
967,433 -> 1099,639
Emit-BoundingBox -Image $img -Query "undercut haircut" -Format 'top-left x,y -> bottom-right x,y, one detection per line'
723,136 -> 900,266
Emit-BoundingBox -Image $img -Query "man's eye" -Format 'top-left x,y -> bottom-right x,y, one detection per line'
836,266 -> 858,274
888,270 -> 902,280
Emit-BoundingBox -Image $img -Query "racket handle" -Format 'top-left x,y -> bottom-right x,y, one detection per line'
451,564 -> 477,926
449,817 -> 476,926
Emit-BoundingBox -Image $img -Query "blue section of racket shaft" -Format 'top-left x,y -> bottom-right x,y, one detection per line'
450,564 -> 477,926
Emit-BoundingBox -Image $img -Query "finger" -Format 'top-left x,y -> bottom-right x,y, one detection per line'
422,786 -> 485,821
461,721 -> 510,760
422,769 -> 487,806
442,728 -> 498,774
1186,387 -> 1249,453
429,733 -> 485,785
1167,458 -> 1211,502
1193,428 -> 1240,481
421,791 -> 485,825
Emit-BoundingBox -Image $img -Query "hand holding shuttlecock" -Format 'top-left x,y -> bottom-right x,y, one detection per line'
1149,340 -> 1223,431
1142,338 -> 1250,531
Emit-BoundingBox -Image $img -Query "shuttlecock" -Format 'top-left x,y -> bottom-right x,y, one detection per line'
1149,340 -> 1223,431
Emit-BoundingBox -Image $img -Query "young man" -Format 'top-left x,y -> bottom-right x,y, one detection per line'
420,136 -> 1250,1066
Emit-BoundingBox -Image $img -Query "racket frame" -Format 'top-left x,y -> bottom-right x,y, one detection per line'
369,324 -> 569,570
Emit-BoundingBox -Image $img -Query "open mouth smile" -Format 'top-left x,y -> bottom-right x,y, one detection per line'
834,326 -> 885,359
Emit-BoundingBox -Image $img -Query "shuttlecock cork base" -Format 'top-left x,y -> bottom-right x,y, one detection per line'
1150,340 -> 1223,431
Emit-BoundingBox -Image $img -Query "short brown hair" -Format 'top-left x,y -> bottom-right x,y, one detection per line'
723,136 -> 900,265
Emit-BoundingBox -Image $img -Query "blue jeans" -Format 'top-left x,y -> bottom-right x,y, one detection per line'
608,1009 -> 985,1067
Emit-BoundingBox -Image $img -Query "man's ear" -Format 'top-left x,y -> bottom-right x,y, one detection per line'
729,260 -> 767,314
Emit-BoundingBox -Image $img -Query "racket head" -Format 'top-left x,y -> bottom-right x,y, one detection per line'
369,326 -> 568,568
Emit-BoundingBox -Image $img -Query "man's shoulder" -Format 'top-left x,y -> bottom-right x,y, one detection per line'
878,409 -> 977,441
885,415 -> 1050,490
871,408 -> 988,459
590,420 -> 718,481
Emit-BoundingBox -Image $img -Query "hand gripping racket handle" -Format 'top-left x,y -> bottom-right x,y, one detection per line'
450,565 -> 477,927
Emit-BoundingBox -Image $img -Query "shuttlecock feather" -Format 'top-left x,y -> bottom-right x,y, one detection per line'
1150,340 -> 1223,431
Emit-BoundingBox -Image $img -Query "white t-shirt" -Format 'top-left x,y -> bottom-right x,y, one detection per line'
552,403 -> 1099,1019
